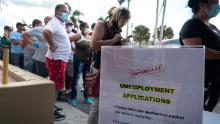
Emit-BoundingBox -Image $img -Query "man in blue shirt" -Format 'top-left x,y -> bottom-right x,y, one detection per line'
10,22 -> 26,68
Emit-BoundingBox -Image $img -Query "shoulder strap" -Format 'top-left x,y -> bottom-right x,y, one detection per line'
87,50 -> 94,72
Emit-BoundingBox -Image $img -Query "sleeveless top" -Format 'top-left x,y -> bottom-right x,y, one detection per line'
179,18 -> 220,81
94,21 -> 121,69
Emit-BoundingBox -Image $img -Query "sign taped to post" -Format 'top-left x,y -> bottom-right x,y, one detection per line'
99,46 -> 205,124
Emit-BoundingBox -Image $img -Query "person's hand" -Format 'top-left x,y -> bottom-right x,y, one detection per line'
49,44 -> 57,53
113,34 -> 122,43
121,35 -> 133,45
4,31 -> 10,40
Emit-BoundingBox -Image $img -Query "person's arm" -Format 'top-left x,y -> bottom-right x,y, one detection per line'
19,40 -> 27,48
183,38 -> 220,60
71,45 -> 77,55
69,34 -> 81,42
90,21 -> 122,50
20,32 -> 34,48
43,29 -> 57,52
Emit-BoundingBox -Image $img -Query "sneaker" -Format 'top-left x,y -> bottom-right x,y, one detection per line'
54,111 -> 65,121
69,99 -> 77,106
55,106 -> 63,112
84,98 -> 93,104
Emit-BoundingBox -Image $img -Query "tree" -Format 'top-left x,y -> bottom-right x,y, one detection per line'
20,19 -> 32,29
70,10 -> 83,30
21,19 -> 26,25
98,17 -> 104,21
133,25 -> 151,45
163,26 -> 174,39
64,2 -> 83,30
73,10 -> 83,17
117,0 -> 126,5
64,2 -> 71,13
154,25 -> 174,40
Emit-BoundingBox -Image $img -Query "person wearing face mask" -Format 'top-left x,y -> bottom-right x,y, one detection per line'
68,21 -> 93,106
180,0 -> 220,112
43,4 -> 71,121
10,22 -> 26,68
67,26 -> 73,34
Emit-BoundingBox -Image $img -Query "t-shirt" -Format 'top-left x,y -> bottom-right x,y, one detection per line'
44,17 -> 71,62
0,36 -> 12,47
23,29 -> 36,56
68,32 -> 75,61
179,18 -> 220,81
10,31 -> 23,53
179,18 -> 220,50
30,26 -> 48,62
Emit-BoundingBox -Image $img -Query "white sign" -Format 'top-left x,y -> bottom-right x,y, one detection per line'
99,46 -> 205,124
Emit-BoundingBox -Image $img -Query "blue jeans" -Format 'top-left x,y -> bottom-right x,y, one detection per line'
70,55 -> 88,99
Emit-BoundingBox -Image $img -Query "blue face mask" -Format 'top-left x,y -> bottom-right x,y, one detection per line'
208,4 -> 220,18
60,12 -> 69,22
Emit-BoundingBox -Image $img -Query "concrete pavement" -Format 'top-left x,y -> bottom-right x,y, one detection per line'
55,75 -> 90,124
54,102 -> 88,124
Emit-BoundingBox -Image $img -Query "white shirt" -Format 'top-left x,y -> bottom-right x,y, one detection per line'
68,31 -> 76,50
44,17 -> 71,62
68,31 -> 75,61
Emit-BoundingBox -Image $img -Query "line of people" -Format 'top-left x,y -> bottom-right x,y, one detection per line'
0,4 -> 95,121
1,1 -> 220,123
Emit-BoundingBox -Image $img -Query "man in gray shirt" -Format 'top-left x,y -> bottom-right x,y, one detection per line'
32,16 -> 52,77
21,19 -> 42,72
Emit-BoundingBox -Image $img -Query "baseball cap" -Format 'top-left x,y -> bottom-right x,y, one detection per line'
16,22 -> 27,28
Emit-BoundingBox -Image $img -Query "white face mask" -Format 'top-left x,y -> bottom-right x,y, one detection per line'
67,26 -> 72,33
84,28 -> 90,34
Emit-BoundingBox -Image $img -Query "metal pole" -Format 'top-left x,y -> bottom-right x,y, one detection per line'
130,22 -> 133,45
126,0 -> 130,37
159,0 -> 167,43
154,0 -> 160,45
2,47 -> 9,84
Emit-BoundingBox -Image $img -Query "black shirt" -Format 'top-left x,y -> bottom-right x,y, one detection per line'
179,18 -> 220,81
179,18 -> 220,50
94,21 -> 122,69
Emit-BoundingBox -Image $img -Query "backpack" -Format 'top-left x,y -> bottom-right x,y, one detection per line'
75,34 -> 91,63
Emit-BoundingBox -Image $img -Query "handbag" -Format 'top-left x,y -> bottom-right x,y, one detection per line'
85,51 -> 100,97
